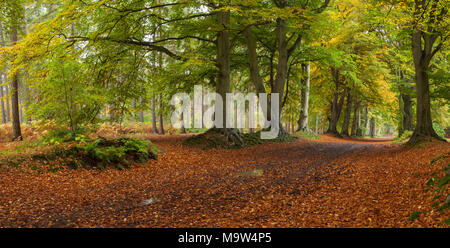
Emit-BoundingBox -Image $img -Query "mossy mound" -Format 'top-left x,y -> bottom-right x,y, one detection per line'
62,137 -> 158,170
1,137 -> 157,172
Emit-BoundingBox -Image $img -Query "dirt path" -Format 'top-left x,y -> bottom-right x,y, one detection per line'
0,135 -> 448,227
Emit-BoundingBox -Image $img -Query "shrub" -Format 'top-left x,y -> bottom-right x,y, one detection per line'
40,128 -> 89,145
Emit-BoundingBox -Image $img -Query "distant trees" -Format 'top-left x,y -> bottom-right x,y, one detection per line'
0,0 -> 447,142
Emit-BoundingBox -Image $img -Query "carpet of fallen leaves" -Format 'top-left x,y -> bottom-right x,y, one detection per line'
0,134 -> 448,227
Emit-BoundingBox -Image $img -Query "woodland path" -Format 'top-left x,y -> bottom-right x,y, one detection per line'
1,135 -> 448,227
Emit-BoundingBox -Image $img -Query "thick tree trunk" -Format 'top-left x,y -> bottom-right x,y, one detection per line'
215,10 -> 231,129
341,89 -> 352,136
369,117 -> 376,138
244,5 -> 291,140
297,62 -> 310,132
411,64 -> 439,140
270,3 -> 291,140
327,68 -> 346,135
244,27 -> 266,95
151,96 -> 158,134
273,17 -> 288,115
409,19 -> 442,142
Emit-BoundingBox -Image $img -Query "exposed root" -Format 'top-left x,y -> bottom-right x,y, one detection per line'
407,131 -> 446,146
183,128 -> 246,149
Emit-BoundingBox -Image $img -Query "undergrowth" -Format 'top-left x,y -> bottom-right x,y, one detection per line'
0,128 -> 158,172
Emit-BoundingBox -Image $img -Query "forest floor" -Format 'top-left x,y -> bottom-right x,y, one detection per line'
0,134 -> 449,227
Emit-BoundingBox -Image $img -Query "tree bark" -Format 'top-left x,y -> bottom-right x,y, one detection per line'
341,89 -> 352,136
351,96 -> 360,136
0,82 -> 6,124
315,114 -> 319,134
139,96 -> 144,123
363,105 -> 369,136
215,10 -> 231,129
10,24 -> 22,140
297,62 -> 310,132
273,16 -> 288,114
151,96 -> 158,134
180,112 -> 186,134
158,94 -> 164,135
399,92 -> 413,135
327,67 -> 346,135
5,85 -> 10,122
244,27 -> 266,95
409,2 -> 444,142
369,117 -> 376,138
0,22 -> 6,124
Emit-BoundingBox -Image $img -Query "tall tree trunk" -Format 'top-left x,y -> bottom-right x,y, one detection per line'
0,83 -> 5,124
180,112 -> 186,134
131,99 -> 136,121
215,10 -> 231,129
0,22 -> 6,124
341,89 -> 352,136
363,105 -> 369,136
297,62 -> 310,132
10,24 -> 22,140
244,27 -> 266,95
158,95 -> 164,135
139,97 -> 144,123
356,108 -> 363,136
409,6 -> 443,142
369,117 -> 376,138
272,15 -> 289,136
315,114 -> 319,134
327,68 -> 346,135
397,70 -> 414,136
401,93 -> 413,133
351,97 -> 360,137
5,85 -> 10,122
151,96 -> 158,134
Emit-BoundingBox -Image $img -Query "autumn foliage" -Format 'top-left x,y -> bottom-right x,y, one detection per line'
0,131 -> 448,227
